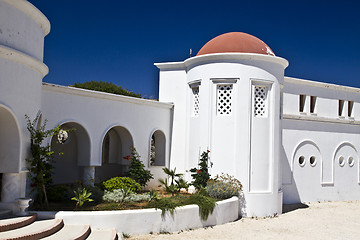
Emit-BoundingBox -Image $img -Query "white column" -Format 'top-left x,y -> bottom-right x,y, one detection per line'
83,166 -> 95,186
1,172 -> 26,202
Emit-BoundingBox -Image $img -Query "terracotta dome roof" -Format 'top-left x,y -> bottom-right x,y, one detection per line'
197,32 -> 275,56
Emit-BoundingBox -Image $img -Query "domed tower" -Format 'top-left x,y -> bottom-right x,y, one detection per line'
156,32 -> 288,217
0,0 -> 49,210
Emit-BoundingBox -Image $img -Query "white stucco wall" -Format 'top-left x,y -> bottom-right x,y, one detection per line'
0,0 -> 49,173
282,77 -> 360,203
41,83 -> 173,187
157,53 -> 288,217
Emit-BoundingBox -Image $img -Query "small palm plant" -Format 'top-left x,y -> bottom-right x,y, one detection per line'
163,167 -> 183,186
159,167 -> 188,196
71,187 -> 94,209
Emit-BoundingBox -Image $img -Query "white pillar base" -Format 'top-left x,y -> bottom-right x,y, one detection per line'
1,172 -> 27,213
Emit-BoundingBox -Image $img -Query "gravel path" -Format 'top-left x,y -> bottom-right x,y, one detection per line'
129,201 -> 360,240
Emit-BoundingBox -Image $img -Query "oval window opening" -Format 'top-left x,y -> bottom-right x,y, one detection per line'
310,156 -> 316,167
339,156 -> 345,167
298,156 -> 305,167
348,157 -> 354,167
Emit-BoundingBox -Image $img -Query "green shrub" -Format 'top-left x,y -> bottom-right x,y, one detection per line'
205,173 -> 242,199
47,185 -> 71,202
73,81 -> 141,98
103,177 -> 141,192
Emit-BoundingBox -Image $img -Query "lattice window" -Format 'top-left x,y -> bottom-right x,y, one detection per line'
254,86 -> 267,117
217,85 -> 232,115
192,87 -> 200,117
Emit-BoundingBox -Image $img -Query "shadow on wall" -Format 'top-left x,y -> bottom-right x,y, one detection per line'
238,192 -> 247,218
51,122 -> 90,184
95,126 -> 133,183
0,105 -> 21,173
281,144 -> 301,204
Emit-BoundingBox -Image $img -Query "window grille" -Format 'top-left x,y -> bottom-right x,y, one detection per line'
254,86 -> 267,117
192,87 -> 199,117
217,85 -> 232,115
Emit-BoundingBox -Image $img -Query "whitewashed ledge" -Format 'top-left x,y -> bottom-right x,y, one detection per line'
31,196 -> 240,235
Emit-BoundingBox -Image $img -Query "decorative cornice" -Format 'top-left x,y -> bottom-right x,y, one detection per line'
3,0 -> 50,36
284,77 -> 360,93
283,114 -> 360,125
0,45 -> 49,77
42,83 -> 174,109
155,52 -> 288,71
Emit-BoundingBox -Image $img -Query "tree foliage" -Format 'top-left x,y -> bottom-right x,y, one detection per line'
25,114 -> 62,208
73,81 -> 141,98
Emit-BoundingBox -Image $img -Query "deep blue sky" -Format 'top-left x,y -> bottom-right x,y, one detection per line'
28,0 -> 360,98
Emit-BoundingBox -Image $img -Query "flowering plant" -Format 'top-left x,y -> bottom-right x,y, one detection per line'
189,150 -> 211,190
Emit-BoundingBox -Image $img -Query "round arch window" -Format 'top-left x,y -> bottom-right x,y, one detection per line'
309,156 -> 316,167
298,156 -> 305,167
348,157 -> 355,167
339,156 -> 345,167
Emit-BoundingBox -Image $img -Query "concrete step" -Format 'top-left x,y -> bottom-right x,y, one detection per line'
41,224 -> 91,240
0,218 -> 63,239
0,214 -> 37,232
86,228 -> 118,240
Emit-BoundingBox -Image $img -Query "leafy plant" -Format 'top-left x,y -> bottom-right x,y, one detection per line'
25,114 -> 63,208
73,81 -> 142,98
103,176 -> 141,192
149,189 -> 160,201
175,177 -> 189,191
189,150 -> 211,190
206,173 -> 242,199
158,178 -> 178,196
158,167 -> 188,196
126,147 -> 153,187
71,187 -> 94,209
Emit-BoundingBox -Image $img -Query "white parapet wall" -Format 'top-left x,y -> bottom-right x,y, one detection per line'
50,196 -> 239,235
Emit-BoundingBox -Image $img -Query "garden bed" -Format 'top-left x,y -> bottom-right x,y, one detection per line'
31,196 -> 240,236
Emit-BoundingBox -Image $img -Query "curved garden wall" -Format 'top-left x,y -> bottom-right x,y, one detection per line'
36,196 -> 239,235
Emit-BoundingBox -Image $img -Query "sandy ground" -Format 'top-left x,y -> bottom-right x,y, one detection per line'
129,201 -> 360,240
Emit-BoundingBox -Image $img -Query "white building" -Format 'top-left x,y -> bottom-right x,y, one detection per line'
0,0 -> 359,217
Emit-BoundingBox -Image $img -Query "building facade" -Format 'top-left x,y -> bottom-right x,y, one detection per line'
0,0 -> 359,217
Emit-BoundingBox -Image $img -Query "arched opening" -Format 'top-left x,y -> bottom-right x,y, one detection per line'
291,140 -> 322,202
96,126 -> 133,182
51,122 -> 90,184
149,130 -> 166,166
0,106 -> 21,173
333,143 -> 359,197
